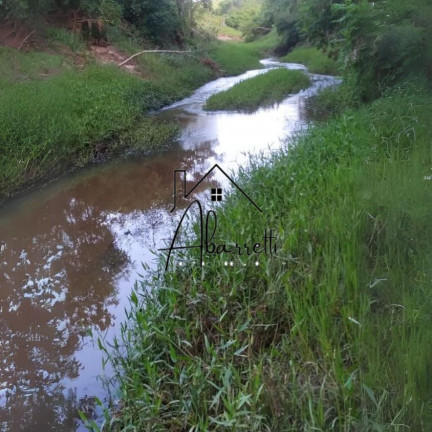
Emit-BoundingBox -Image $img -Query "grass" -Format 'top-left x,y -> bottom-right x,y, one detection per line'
46,27 -> 87,53
248,29 -> 279,53
0,41 -> 215,201
95,82 -> 432,431
204,68 -> 310,111
209,30 -> 278,75
0,27 -> 282,201
0,26 -> 281,200
133,53 -> 214,101
209,41 -> 262,74
0,65 -> 182,199
105,32 -> 215,99
0,47 -> 68,90
281,46 -> 340,75
306,81 -> 360,119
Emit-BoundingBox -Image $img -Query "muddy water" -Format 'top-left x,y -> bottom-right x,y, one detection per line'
0,60 -> 339,431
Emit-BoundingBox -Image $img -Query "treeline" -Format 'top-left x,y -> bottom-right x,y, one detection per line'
255,0 -> 432,100
0,0 -> 211,44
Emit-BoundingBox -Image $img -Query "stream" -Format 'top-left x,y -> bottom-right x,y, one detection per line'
0,59 -> 339,431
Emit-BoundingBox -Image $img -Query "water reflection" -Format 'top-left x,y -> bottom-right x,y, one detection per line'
0,142 -> 223,430
0,60 -> 339,431
0,197 -> 126,430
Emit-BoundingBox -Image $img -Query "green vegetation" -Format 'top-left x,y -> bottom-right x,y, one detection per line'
100,83 -> 432,431
132,54 -> 214,97
209,42 -> 262,74
0,45 -> 214,200
0,0 -> 279,200
209,29 -> 278,75
4,0 -> 432,429
259,0 -> 432,100
0,47 -> 68,90
281,46 -> 339,75
46,27 -> 86,53
0,0 -> 211,44
92,2 -> 432,430
198,11 -> 243,39
205,68 -> 310,111
307,83 -> 358,118
0,0 -> 233,202
216,0 -> 262,35
246,28 -> 278,52
119,0 -> 199,44
197,0 -> 266,40
0,65 -> 170,198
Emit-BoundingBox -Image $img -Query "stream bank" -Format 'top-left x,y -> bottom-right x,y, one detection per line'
0,59 -> 338,431
0,31 -> 282,205
103,81 -> 432,431
0,48 -> 215,204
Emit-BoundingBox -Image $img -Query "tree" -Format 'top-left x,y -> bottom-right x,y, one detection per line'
118,0 -> 181,43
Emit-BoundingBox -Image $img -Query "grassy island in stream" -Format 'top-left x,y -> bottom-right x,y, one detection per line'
204,68 -> 310,111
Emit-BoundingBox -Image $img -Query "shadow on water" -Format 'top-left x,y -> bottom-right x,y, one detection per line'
0,59 -> 340,431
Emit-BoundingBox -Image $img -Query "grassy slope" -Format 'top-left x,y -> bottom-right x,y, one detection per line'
204,68 -> 310,111
0,47 -> 67,89
0,45 -> 214,202
209,29 -> 278,75
101,83 -> 432,431
0,28 -> 280,201
281,46 -> 340,75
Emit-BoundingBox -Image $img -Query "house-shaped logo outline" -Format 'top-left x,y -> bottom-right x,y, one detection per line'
170,164 -> 262,213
